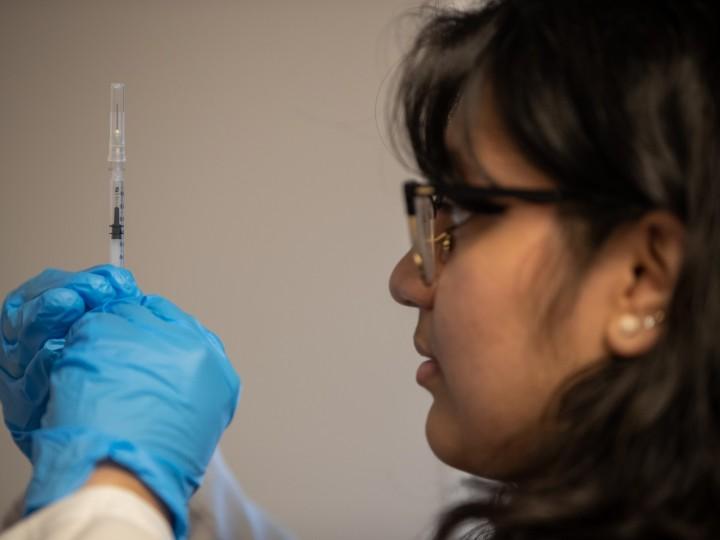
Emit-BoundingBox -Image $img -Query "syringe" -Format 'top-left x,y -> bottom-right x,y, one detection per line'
108,83 -> 126,267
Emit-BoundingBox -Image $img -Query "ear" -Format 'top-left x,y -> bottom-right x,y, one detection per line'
605,211 -> 685,358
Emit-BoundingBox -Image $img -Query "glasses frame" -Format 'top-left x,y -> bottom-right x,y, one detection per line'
403,179 -> 575,286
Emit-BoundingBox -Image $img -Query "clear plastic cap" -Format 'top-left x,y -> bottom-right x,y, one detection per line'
108,83 -> 126,162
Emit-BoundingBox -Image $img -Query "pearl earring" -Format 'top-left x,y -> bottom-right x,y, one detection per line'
619,310 -> 666,336
619,314 -> 641,335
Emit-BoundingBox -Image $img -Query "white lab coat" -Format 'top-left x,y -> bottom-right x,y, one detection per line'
0,451 -> 295,540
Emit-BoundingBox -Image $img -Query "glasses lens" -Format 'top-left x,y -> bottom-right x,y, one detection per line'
414,194 -> 436,284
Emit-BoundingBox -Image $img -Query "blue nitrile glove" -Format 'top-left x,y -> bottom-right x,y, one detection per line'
25,295 -> 241,540
0,265 -> 141,456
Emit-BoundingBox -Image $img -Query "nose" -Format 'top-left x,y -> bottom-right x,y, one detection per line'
389,249 -> 435,309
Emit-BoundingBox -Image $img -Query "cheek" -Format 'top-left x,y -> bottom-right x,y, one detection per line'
434,222 -> 549,394
426,214 -> 570,475
430,264 -> 543,472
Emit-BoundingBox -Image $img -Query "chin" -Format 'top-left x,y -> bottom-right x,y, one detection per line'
424,399 -> 475,472
424,399 -> 524,480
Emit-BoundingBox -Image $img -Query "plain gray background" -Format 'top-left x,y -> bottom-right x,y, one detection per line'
0,1 -> 473,539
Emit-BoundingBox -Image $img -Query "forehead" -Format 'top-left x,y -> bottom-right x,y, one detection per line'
443,83 -> 556,191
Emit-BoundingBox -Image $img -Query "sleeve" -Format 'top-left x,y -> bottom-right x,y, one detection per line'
1,450 -> 296,540
0,486 -> 173,540
188,450 -> 297,540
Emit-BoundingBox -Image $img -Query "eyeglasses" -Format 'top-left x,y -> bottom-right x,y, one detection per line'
403,179 -> 572,286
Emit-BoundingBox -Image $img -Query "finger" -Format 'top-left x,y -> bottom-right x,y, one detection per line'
142,296 -> 229,358
221,361 -> 242,426
83,265 -> 142,298
3,287 -> 84,346
17,289 -> 83,351
3,271 -> 112,341
89,298 -> 163,330
140,295 -> 192,323
24,338 -> 61,404
96,297 -> 208,350
140,296 -> 219,348
2,268 -> 135,343
204,328 -> 227,356
142,296 -> 239,414
0,338 -> 63,458
119,297 -> 234,387
1,290 -> 83,376
4,269 -> 110,306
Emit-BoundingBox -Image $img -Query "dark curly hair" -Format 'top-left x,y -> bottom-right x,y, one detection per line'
392,1 -> 720,538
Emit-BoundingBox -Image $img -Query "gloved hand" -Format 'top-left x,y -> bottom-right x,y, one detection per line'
26,294 -> 241,540
0,266 -> 141,456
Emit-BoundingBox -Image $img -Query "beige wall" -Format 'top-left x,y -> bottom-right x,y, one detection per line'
0,1 -> 471,538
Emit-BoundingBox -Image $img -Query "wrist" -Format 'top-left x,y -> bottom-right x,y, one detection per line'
84,462 -> 172,526
26,427 -> 190,538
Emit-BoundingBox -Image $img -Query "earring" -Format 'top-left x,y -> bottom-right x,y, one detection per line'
619,314 -> 641,336
643,310 -> 666,330
619,310 -> 666,336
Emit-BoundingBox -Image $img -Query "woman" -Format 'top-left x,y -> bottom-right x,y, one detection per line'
0,0 -> 716,538
390,0 -> 716,538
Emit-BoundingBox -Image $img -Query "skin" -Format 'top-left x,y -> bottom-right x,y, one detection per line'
389,83 -> 686,480
86,464 -> 171,524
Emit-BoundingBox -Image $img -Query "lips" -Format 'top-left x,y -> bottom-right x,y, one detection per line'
413,338 -> 434,359
413,337 -> 442,386
416,358 -> 441,386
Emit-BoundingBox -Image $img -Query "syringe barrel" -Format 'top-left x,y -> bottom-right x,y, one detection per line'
109,162 -> 125,266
